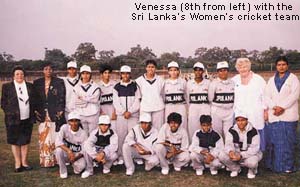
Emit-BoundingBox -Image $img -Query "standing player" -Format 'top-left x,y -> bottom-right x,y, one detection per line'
164,61 -> 187,130
73,65 -> 100,134
208,61 -> 235,138
136,59 -> 165,130
187,62 -> 211,139
99,64 -> 117,131
113,65 -> 141,165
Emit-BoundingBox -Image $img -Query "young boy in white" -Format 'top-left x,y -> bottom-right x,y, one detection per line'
72,65 -> 100,134
187,62 -> 211,139
82,115 -> 118,178
55,112 -> 88,179
99,64 -> 117,131
154,112 -> 190,175
61,61 -> 80,120
113,65 -> 141,165
208,61 -> 235,138
136,60 -> 165,130
219,112 -> 262,179
189,115 -> 224,176
123,113 -> 159,176
164,61 -> 187,130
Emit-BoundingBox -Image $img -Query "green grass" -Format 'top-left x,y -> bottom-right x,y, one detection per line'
1,79 -> 300,187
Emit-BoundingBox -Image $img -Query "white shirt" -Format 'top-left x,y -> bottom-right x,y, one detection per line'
136,74 -> 165,112
232,73 -> 266,130
14,80 -> 30,120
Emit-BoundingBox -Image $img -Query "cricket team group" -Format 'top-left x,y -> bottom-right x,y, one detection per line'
1,56 -> 299,180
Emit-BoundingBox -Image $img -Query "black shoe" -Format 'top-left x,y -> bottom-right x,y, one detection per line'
14,167 -> 23,173
22,165 -> 33,171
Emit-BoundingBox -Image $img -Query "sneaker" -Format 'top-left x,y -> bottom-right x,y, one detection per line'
126,169 -> 134,176
73,170 -> 81,174
161,168 -> 169,175
60,173 -> 68,179
93,162 -> 99,168
174,167 -> 181,172
103,168 -> 110,174
210,169 -> 218,175
145,164 -> 154,171
230,171 -> 239,177
65,162 -> 70,166
81,171 -> 92,178
118,159 -> 124,165
113,160 -> 118,166
135,159 -> 144,165
247,169 -> 256,179
196,169 -> 203,176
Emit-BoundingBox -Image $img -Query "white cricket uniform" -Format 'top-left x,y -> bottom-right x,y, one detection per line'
99,80 -> 117,131
164,78 -> 188,130
61,75 -> 80,120
189,129 -> 224,171
187,79 -> 211,139
55,124 -> 88,175
208,78 -> 235,137
123,124 -> 159,172
219,123 -> 262,172
84,128 -> 118,173
113,80 -> 141,160
136,74 -> 165,130
154,123 -> 190,170
72,80 -> 101,134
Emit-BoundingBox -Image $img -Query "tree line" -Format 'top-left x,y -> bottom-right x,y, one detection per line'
1,43 -> 300,74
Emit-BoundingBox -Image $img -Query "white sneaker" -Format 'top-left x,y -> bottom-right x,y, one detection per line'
93,162 -> 99,168
118,159 -> 124,165
210,169 -> 218,175
73,170 -> 80,174
126,169 -> 134,176
135,159 -> 144,165
196,169 -> 203,176
230,171 -> 239,177
60,172 -> 68,179
174,167 -> 181,172
161,168 -> 169,175
113,160 -> 118,166
103,168 -> 110,174
81,171 -> 92,178
247,169 -> 256,179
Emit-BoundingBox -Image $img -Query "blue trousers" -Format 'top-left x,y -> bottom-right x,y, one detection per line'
265,121 -> 298,173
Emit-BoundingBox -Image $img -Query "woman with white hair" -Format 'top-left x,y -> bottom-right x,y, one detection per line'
231,58 -> 267,151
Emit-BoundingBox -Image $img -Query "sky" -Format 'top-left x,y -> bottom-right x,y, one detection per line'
0,0 -> 300,60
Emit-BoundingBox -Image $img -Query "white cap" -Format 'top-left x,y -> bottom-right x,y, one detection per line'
216,61 -> 229,70
120,65 -> 131,73
98,115 -> 111,125
139,113 -> 152,123
67,61 -> 77,69
235,111 -> 248,119
68,112 -> 80,120
167,61 -> 179,69
193,62 -> 205,69
80,65 -> 91,73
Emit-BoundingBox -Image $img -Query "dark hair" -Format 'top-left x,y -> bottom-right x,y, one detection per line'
167,112 -> 182,125
145,59 -> 157,67
41,61 -> 54,69
200,115 -> 212,124
99,64 -> 113,74
12,66 -> 26,77
275,56 -> 289,66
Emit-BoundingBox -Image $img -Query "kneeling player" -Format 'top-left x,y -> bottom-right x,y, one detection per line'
154,112 -> 190,175
55,112 -> 88,179
123,113 -> 159,176
82,115 -> 118,178
189,115 -> 224,176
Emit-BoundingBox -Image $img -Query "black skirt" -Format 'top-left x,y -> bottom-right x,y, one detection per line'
6,119 -> 33,145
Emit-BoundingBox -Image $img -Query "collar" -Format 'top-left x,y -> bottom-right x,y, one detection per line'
14,80 -> 26,87
233,122 -> 252,134
166,78 -> 179,85
200,128 -> 213,134
191,78 -> 204,85
98,129 -> 111,136
100,80 -> 113,87
120,80 -> 132,86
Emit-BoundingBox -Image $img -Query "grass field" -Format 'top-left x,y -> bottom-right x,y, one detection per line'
1,77 -> 300,187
